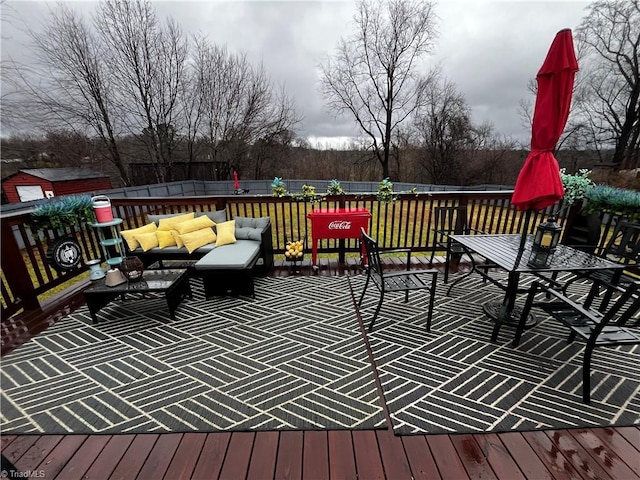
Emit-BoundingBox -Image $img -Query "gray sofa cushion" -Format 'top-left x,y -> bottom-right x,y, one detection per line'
196,210 -> 228,224
234,216 -> 270,229
195,240 -> 261,270
235,226 -> 263,241
147,210 -> 227,226
147,212 -> 190,226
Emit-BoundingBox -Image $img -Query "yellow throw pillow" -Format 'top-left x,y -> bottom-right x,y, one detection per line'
171,230 -> 185,248
215,220 -> 237,247
157,212 -> 195,231
120,223 -> 157,251
174,215 -> 215,235
136,232 -> 160,252
180,228 -> 216,254
156,230 -> 177,248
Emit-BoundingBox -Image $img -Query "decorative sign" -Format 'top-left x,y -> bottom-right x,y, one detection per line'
328,220 -> 352,231
47,237 -> 82,272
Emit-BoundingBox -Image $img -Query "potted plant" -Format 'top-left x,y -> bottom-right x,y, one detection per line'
559,169 -> 599,251
376,178 -> 396,203
560,169 -> 640,250
271,177 -> 288,197
560,169 -> 595,210
326,179 -> 345,195
293,183 -> 322,203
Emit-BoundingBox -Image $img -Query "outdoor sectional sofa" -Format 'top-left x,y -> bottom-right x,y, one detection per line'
120,210 -> 273,299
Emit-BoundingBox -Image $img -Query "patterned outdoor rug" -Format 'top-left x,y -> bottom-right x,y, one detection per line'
350,273 -> 640,435
1,276 -> 385,434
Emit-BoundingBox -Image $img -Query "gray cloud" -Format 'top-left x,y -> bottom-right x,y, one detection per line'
2,0 -> 590,145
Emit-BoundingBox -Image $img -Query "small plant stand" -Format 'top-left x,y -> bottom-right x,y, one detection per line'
286,256 -> 304,274
91,218 -> 125,268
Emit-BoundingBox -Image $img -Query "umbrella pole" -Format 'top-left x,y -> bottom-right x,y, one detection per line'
514,209 -> 533,269
519,210 -> 532,250
482,208 -> 537,332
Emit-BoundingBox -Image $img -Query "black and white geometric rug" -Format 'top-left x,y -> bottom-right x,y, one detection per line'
350,273 -> 640,435
1,276 -> 385,434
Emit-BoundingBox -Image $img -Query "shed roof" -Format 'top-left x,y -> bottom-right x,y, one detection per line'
18,168 -> 108,182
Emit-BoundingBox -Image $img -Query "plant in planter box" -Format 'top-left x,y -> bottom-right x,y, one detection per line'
271,177 -> 288,197
326,179 -> 345,195
293,183 -> 322,203
30,194 -> 96,232
376,178 -> 396,203
559,170 -> 599,251
560,168 -> 594,208
583,184 -> 640,221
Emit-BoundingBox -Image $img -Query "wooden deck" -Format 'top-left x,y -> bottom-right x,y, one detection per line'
2,257 -> 639,480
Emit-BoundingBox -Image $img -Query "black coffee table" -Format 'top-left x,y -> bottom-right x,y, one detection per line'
84,269 -> 192,323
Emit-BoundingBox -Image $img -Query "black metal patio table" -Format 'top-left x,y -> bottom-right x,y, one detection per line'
447,234 -> 626,342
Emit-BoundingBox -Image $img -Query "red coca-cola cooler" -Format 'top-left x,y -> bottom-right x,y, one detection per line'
306,207 -> 372,266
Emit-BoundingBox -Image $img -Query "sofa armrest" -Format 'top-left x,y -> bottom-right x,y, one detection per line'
259,222 -> 274,274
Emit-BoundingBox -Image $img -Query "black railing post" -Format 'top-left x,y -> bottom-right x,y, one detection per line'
1,220 -> 40,311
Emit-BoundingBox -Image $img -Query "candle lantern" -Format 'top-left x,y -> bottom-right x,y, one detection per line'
528,215 -> 562,267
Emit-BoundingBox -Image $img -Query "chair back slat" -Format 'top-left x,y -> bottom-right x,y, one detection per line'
433,206 -> 470,236
360,228 -> 384,283
591,281 -> 640,335
602,221 -> 640,267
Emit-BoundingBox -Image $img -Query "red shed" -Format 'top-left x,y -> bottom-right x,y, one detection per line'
2,168 -> 113,203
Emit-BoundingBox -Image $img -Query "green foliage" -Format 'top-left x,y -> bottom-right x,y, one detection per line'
583,184 -> 640,219
292,183 -> 322,203
560,168 -> 595,206
30,194 -> 96,231
301,184 -> 316,197
271,177 -> 288,197
327,179 -> 345,195
376,178 -> 396,203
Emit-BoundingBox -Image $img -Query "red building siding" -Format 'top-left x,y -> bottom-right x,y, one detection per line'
2,172 -> 112,204
2,173 -> 54,203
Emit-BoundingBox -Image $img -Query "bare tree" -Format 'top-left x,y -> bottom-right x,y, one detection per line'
190,38 -> 299,179
319,0 -> 439,179
574,0 -> 640,169
4,0 -> 299,184
3,4 -> 130,183
412,78 -> 473,184
95,0 -> 188,183
466,124 -> 519,185
178,40 -> 207,171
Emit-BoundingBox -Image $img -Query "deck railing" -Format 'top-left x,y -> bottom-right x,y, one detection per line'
1,190 -> 618,320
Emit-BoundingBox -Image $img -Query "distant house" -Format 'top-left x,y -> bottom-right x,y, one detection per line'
2,168 -> 112,203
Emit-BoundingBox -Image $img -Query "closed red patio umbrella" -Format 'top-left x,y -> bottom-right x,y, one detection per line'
511,28 -> 579,212
233,170 -> 240,190
483,29 -> 579,328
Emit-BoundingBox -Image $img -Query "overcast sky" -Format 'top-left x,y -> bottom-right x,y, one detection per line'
1,0 -> 590,147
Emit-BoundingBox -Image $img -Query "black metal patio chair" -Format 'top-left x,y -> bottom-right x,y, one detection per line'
358,228 -> 438,332
559,220 -> 640,310
514,279 -> 640,403
429,205 -> 487,283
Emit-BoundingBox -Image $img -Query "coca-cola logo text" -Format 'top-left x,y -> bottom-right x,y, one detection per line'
328,220 -> 352,230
